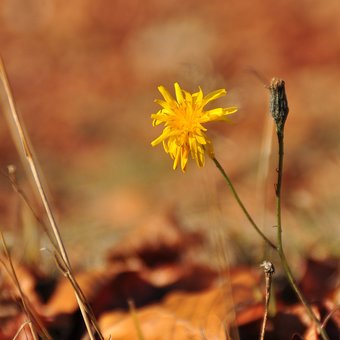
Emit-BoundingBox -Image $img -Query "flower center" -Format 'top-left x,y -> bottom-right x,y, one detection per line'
175,104 -> 200,133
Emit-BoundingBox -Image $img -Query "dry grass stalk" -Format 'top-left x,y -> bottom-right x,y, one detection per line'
0,231 -> 51,340
128,299 -> 145,340
259,261 -> 274,340
0,58 -> 103,340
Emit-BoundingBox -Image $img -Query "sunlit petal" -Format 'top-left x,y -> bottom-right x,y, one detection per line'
158,85 -> 174,103
174,83 -> 184,104
151,83 -> 237,172
202,89 -> 226,106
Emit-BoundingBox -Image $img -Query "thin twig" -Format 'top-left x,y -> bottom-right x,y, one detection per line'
321,305 -> 340,329
0,58 -> 103,340
128,299 -> 145,340
212,157 -> 276,250
4,166 -> 103,337
12,321 -> 31,340
0,231 -> 50,340
53,251 -> 103,337
259,261 -> 275,340
2,165 -> 58,249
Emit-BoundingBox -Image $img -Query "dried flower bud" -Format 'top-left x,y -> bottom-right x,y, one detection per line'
269,78 -> 289,132
260,260 -> 275,275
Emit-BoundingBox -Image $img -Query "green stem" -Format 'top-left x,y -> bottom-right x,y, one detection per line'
275,130 -> 329,340
212,157 -> 276,250
213,143 -> 329,339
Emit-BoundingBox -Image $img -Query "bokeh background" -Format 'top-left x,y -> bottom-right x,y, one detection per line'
0,0 -> 339,274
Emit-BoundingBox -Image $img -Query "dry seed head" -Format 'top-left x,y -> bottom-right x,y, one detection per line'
269,78 -> 289,132
260,260 -> 275,275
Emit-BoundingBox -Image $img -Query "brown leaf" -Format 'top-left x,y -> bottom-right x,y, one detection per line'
45,260 -> 217,318
299,258 -> 338,302
0,258 -> 48,339
107,213 -> 203,267
44,266 -> 119,316
275,305 -> 319,340
0,258 -> 42,309
99,267 -> 262,339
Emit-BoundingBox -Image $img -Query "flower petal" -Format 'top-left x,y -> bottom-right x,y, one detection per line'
173,146 -> 181,170
151,127 -> 176,146
196,145 -> 205,167
183,89 -> 193,104
200,106 -> 238,123
158,85 -> 175,103
223,106 -> 238,115
151,83 -> 237,171
195,133 -> 207,145
174,83 -> 184,104
151,110 -> 170,126
154,99 -> 175,111
202,89 -> 226,107
192,86 -> 204,103
200,108 -> 225,122
180,146 -> 189,172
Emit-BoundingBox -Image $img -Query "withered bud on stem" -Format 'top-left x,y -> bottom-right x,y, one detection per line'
260,260 -> 275,275
269,78 -> 289,133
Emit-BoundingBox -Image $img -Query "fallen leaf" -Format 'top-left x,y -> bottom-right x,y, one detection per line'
107,212 -> 203,267
299,258 -> 338,301
99,267 -> 263,339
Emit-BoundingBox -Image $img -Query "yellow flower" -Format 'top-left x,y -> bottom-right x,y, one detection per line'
151,82 -> 237,172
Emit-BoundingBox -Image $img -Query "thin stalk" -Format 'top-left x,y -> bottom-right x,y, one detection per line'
0,58 -> 102,340
12,321 -> 40,340
259,261 -> 274,340
212,157 -> 276,250
4,168 -> 103,337
0,232 -> 41,340
128,299 -> 145,340
3,165 -> 59,253
275,130 -> 329,340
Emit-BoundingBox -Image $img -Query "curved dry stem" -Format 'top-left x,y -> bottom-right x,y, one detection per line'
0,58 -> 103,340
212,157 -> 276,250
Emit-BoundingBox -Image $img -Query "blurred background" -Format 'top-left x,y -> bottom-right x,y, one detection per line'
0,0 -> 339,274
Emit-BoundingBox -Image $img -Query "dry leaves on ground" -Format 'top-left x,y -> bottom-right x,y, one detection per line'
1,214 -> 339,339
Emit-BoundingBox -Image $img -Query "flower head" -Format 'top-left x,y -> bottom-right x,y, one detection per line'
151,82 -> 237,172
269,78 -> 289,133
